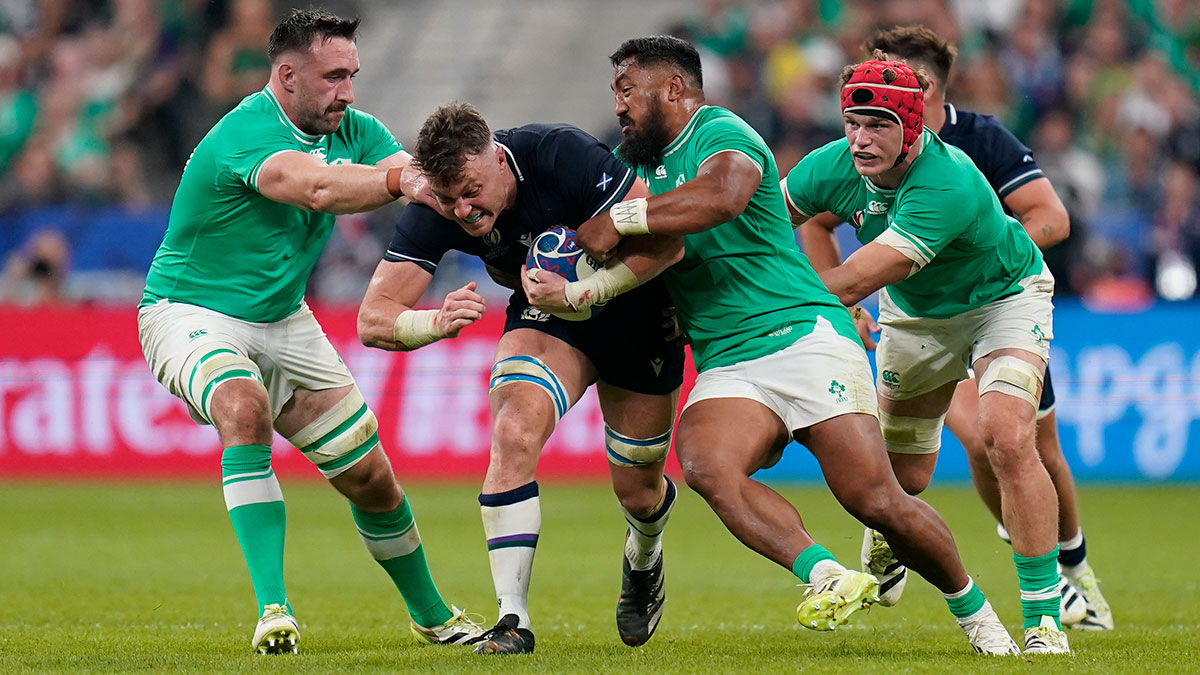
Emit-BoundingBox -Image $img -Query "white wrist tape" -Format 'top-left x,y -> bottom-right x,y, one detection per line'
564,259 -> 640,310
609,197 -> 650,236
392,309 -> 441,349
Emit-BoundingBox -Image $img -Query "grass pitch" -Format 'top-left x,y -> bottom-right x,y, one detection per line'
1,480 -> 1196,673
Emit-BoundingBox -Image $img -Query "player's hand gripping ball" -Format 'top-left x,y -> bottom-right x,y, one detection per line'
526,226 -> 606,321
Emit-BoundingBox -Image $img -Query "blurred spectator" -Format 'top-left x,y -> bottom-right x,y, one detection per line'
1151,161 -> 1200,300
1029,107 -> 1103,293
0,35 -> 36,177
0,228 -> 70,305
202,0 -> 274,112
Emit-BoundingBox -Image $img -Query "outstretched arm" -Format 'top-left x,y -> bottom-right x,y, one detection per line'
358,259 -> 486,351
256,149 -> 422,215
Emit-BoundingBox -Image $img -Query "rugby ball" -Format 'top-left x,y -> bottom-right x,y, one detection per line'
526,226 -> 605,321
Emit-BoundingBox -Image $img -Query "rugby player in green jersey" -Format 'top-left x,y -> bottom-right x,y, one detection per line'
137,9 -> 484,654
782,52 -> 1068,655
801,25 -> 1112,634
523,35 -> 1018,655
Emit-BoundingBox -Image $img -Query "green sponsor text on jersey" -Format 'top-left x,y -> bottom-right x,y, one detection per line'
783,130 -> 1043,319
637,106 -> 858,372
142,87 -> 402,322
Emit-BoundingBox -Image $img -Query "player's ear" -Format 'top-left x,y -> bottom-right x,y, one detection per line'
495,143 -> 506,168
277,63 -> 296,92
667,73 -> 685,101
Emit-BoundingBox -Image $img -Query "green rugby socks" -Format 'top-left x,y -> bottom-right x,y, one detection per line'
792,544 -> 839,584
944,577 -> 987,618
352,498 -> 452,628
221,444 -> 288,615
1016,548 -> 1061,629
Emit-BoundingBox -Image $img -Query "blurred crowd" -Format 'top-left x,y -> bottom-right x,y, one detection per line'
0,0 -> 281,211
2,0 -> 1198,307
672,0 -> 1200,304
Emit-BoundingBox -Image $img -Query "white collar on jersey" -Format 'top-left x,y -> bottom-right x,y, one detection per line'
663,105 -> 712,158
498,141 -> 524,182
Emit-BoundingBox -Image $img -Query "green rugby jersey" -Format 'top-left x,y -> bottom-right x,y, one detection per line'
142,86 -> 402,322
637,105 -> 858,372
783,129 -> 1043,319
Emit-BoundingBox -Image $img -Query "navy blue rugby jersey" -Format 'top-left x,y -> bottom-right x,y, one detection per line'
385,124 -> 636,280
937,103 -> 1045,201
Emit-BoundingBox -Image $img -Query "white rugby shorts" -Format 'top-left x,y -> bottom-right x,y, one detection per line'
875,264 -> 1054,401
138,299 -> 355,424
684,316 -> 878,434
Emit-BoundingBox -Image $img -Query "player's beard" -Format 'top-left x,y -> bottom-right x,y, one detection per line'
617,95 -> 670,171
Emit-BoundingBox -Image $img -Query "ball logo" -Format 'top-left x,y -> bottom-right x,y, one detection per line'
526,226 -> 606,321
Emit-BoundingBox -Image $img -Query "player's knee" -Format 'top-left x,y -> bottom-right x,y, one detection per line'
211,387 -> 273,443
286,387 -> 381,480
846,489 -> 897,531
893,465 -> 931,495
679,456 -> 718,499
605,426 -> 671,468
491,410 -> 550,458
879,411 -> 944,456
613,482 -> 662,517
982,414 -> 1035,455
337,456 -> 402,511
983,429 -> 1039,479
489,355 -> 569,422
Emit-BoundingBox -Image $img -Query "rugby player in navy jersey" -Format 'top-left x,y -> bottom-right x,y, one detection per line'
358,103 -> 685,654
799,25 -> 1111,631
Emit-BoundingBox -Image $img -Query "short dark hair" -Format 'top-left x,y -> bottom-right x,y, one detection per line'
412,102 -> 493,188
609,35 -> 703,89
863,25 -> 956,89
267,8 -> 360,63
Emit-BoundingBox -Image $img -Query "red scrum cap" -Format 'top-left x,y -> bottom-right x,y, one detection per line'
840,55 -> 925,161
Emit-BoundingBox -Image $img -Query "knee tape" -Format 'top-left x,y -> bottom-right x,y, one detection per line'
184,344 -> 263,424
286,387 -> 379,479
878,410 -> 944,455
605,426 -> 672,466
977,355 -> 1043,409
489,356 -> 569,421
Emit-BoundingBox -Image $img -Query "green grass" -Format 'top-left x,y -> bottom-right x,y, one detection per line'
1,480 -> 1196,673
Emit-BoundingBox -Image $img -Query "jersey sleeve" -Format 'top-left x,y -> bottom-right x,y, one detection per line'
877,183 -> 976,270
345,108 -> 405,166
782,141 -> 845,219
974,116 -> 1044,199
218,111 -> 301,191
691,114 -> 769,180
383,205 -> 457,274
534,126 -> 636,223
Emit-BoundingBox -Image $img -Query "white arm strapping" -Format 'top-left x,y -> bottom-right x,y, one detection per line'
610,197 -> 650,236
392,309 -> 441,349
564,259 -> 640,310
